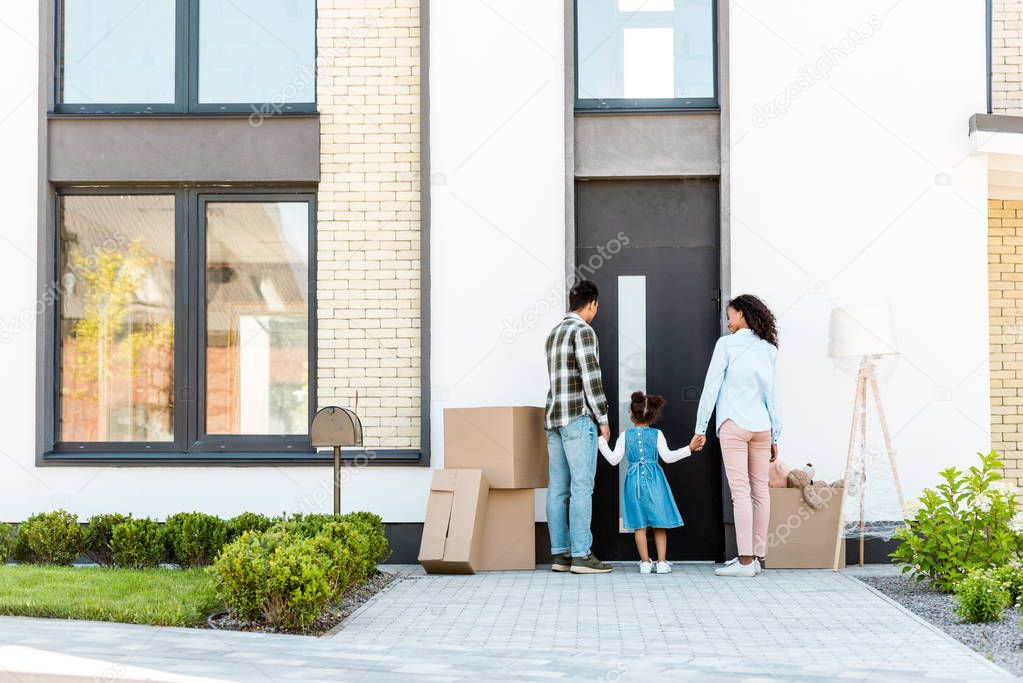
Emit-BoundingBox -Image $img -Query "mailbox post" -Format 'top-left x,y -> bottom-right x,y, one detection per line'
310,406 -> 364,515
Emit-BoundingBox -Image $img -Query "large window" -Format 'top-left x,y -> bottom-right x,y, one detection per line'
54,191 -> 315,456
575,0 -> 716,110
56,0 -> 316,114
204,201 -> 310,437
59,195 -> 176,443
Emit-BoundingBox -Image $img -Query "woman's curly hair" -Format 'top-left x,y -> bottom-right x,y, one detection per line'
728,294 -> 778,347
629,391 -> 665,425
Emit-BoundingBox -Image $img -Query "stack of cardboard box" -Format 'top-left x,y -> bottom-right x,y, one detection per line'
418,407 -> 548,574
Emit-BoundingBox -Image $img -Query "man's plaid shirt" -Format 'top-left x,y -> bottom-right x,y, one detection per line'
544,313 -> 609,430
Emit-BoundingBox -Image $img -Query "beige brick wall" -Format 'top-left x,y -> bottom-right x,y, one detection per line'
994,1 -> 1023,114
989,199 -> 1023,484
316,0 -> 421,450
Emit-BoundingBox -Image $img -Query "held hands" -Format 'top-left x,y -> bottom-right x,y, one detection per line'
689,434 -> 706,452
599,424 -> 611,442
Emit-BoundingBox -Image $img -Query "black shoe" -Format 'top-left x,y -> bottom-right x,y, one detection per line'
570,553 -> 613,574
551,552 -> 572,572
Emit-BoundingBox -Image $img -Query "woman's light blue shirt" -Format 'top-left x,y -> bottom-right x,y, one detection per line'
694,328 -> 782,442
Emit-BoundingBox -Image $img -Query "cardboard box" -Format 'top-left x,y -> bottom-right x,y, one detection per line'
766,487 -> 846,569
418,469 -> 490,574
443,407 -> 548,489
479,489 -> 536,571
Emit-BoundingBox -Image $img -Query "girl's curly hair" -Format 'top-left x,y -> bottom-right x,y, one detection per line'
629,391 -> 665,425
728,294 -> 778,347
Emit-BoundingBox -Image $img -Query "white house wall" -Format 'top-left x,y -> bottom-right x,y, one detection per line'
428,0 -> 566,525
728,0 -> 990,498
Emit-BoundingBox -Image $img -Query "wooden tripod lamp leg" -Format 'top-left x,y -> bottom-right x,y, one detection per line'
833,359 -> 866,571
868,371 -> 906,512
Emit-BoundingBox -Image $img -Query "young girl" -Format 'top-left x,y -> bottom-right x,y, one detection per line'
597,391 -> 697,574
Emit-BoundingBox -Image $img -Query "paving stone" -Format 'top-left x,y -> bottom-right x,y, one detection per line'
0,564 -> 1011,681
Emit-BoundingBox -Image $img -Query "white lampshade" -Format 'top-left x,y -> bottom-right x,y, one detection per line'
828,305 -> 898,358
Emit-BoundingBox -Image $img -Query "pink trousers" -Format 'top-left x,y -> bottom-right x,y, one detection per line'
720,419 -> 771,558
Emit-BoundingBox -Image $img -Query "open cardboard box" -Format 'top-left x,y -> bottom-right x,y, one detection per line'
418,469 -> 490,574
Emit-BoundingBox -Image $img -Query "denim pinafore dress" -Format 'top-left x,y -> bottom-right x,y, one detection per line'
621,427 -> 684,530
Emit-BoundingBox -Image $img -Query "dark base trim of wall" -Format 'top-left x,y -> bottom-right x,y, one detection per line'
386,522 -> 900,566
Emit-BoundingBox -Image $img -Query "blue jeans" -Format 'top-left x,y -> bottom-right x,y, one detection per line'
546,415 -> 598,557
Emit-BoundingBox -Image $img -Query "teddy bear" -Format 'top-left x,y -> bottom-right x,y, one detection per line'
769,460 -> 831,510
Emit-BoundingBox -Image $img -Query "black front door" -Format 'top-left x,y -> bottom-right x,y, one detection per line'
575,178 -> 723,561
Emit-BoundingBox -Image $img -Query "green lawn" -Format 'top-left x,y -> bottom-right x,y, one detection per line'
0,564 -> 222,626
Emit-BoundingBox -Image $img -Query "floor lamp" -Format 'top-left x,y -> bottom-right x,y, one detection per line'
828,305 -> 906,570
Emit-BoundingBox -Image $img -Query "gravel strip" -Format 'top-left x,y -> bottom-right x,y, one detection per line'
859,574 -> 1023,677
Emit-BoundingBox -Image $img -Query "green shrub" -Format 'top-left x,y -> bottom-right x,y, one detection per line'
270,513 -> 335,538
275,512 -> 388,562
989,562 -> 1023,608
954,570 -> 1010,623
892,450 -> 1019,592
227,512 -> 273,540
13,526 -> 34,563
322,521 -> 372,584
209,510 -> 388,630
164,512 -> 229,567
271,513 -> 387,585
208,529 -> 349,630
85,514 -> 130,566
208,530 -> 271,621
20,510 -> 85,566
110,518 -> 164,569
0,523 -> 15,563
341,511 -> 389,565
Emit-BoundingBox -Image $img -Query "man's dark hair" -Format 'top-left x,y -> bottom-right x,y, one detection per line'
569,280 -> 599,311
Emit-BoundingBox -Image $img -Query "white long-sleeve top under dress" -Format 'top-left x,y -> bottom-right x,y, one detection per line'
597,429 -> 691,465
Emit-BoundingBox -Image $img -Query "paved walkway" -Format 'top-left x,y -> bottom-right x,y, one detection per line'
0,564 -> 1012,682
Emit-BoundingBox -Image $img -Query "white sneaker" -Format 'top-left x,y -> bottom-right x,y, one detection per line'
656,561 -> 671,574
716,557 -> 764,574
717,557 -> 739,571
714,558 -> 758,577
639,560 -> 653,574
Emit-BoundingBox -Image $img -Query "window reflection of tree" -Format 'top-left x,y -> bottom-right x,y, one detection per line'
63,240 -> 173,442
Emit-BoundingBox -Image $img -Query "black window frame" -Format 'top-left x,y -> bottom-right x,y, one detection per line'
50,187 -> 318,458
574,0 -> 719,112
54,0 -> 317,115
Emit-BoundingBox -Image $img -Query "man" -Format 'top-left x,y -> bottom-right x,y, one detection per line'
544,280 -> 613,574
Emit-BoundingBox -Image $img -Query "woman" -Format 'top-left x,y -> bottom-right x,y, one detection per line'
692,294 -> 781,578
